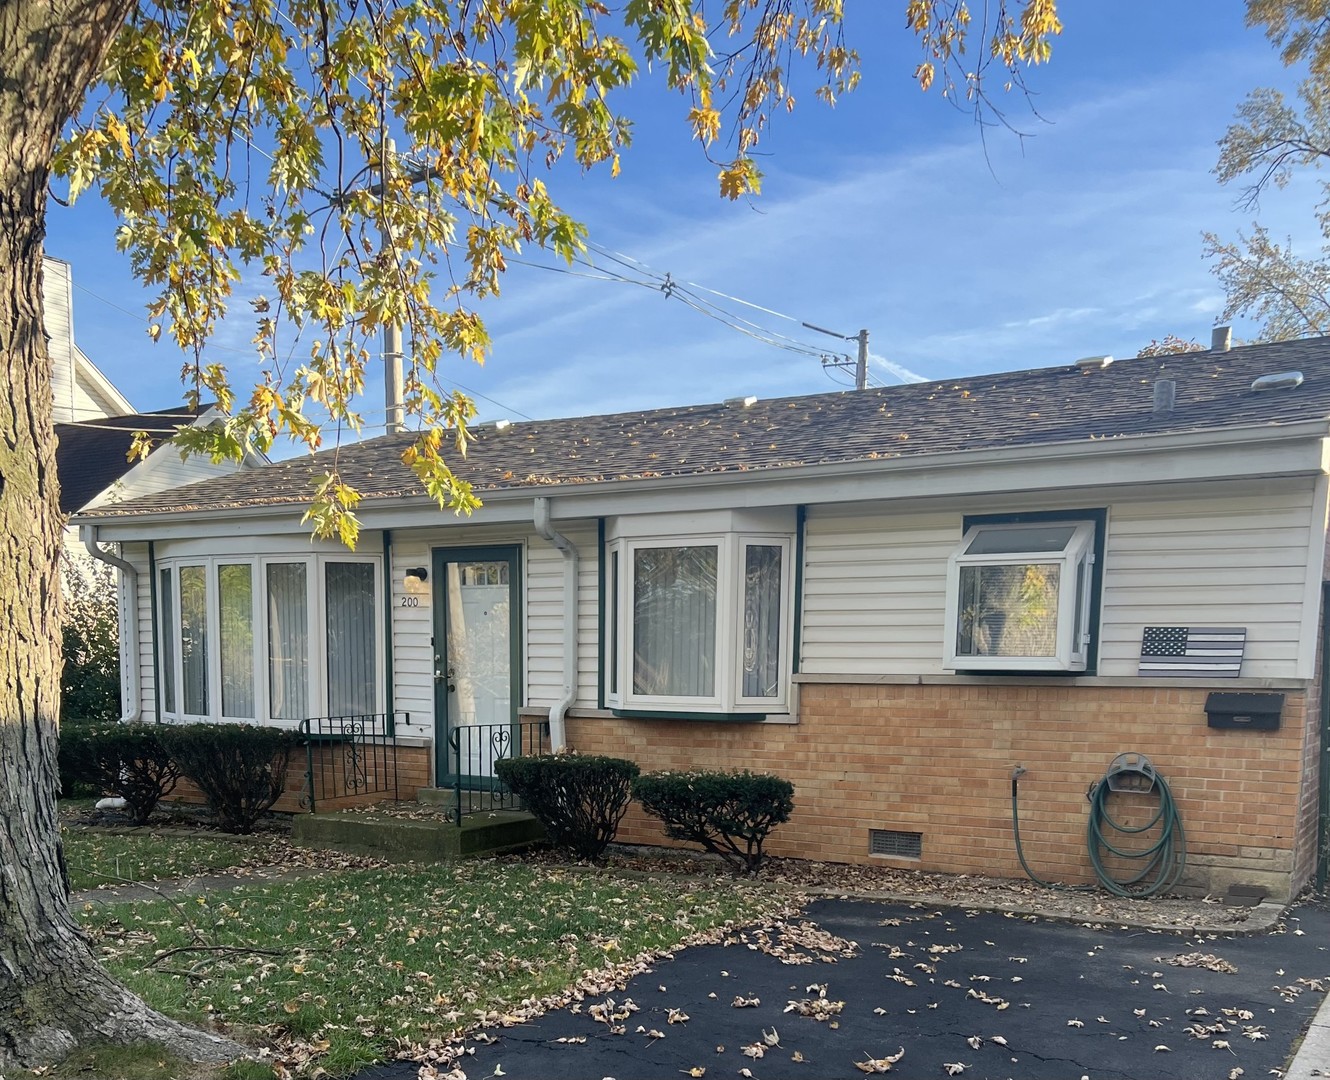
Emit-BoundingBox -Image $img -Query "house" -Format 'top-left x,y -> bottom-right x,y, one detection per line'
45,255 -> 261,707
45,255 -> 258,523
74,333 -> 1330,900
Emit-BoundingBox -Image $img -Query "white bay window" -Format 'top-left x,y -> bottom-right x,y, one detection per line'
605,512 -> 794,715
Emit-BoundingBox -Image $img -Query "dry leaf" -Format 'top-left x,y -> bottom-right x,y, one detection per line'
943,1063 -> 967,1076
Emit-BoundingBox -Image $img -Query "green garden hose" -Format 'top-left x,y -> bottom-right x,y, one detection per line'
1012,755 -> 1187,898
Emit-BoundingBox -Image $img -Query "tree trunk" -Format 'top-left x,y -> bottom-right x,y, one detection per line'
0,0 -> 240,1067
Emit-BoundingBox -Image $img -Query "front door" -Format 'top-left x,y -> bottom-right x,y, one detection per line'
432,545 -> 521,787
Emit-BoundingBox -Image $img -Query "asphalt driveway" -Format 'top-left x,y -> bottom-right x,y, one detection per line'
359,897 -> 1330,1080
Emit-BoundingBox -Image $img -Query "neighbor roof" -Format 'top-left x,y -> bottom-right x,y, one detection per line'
56,404 -> 211,515
76,337 -> 1330,520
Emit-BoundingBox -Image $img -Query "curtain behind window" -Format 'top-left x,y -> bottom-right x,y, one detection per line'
179,565 -> 208,715
741,545 -> 782,698
159,568 -> 176,714
267,563 -> 309,720
633,545 -> 717,697
219,564 -> 255,718
325,562 -> 376,716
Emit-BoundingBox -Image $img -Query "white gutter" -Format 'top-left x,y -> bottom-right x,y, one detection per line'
533,497 -> 576,752
80,526 -> 140,723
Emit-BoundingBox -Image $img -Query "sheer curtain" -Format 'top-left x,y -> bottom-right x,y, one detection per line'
218,564 -> 255,718
741,544 -> 782,698
633,545 -> 717,697
159,568 -> 176,714
267,563 -> 309,721
179,565 -> 208,715
325,562 -> 376,716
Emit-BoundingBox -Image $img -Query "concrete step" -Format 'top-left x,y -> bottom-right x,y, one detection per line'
292,808 -> 546,862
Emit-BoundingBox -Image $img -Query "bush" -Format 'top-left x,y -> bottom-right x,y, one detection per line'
56,718 -> 102,799
633,770 -> 795,875
161,723 -> 303,834
494,753 -> 639,860
57,722 -> 181,823
61,550 -> 122,725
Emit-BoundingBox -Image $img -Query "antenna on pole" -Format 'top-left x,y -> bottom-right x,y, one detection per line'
804,322 -> 871,390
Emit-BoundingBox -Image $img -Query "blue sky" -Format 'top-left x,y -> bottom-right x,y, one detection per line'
46,3 -> 1317,431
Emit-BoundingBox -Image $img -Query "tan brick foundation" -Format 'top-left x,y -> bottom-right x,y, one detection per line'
567,682 -> 1314,901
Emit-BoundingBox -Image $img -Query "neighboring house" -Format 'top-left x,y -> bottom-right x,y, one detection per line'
74,335 -> 1330,900
44,257 -> 135,425
45,256 -> 259,703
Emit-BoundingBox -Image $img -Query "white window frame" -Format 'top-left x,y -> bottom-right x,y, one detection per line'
605,532 -> 794,714
155,553 -> 384,725
943,520 -> 1096,673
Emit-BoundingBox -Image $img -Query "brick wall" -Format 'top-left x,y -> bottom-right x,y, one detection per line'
567,683 -> 1309,900
168,745 -> 432,815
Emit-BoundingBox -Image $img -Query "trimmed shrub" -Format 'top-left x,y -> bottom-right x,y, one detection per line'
56,718 -> 103,800
494,753 -> 639,860
633,770 -> 795,875
161,723 -> 303,834
57,722 -> 181,823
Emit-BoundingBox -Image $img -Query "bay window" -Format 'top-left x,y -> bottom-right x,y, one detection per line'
156,554 -> 381,723
605,518 -> 794,715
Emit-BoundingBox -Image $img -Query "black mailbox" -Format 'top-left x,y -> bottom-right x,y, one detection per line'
1205,692 -> 1284,731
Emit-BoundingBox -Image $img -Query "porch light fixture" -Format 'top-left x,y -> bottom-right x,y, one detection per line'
404,566 -> 429,582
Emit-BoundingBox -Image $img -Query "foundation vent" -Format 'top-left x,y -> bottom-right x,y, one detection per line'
869,829 -> 922,859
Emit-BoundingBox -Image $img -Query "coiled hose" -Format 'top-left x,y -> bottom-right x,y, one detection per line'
1012,757 -> 1187,898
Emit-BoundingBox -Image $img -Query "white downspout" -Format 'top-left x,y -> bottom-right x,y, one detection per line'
533,497 -> 577,752
80,525 -> 140,723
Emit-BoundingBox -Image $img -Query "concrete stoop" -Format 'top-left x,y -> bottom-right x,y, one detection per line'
292,808 -> 547,862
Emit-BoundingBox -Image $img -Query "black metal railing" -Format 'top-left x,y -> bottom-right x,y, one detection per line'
446,720 -> 549,823
300,712 -> 407,813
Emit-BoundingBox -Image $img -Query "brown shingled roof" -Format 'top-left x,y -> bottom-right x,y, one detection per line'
76,339 -> 1330,519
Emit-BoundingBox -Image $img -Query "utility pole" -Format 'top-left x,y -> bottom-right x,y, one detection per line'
382,309 -> 405,434
804,321 -> 872,390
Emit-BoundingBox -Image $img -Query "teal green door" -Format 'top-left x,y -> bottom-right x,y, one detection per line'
432,546 -> 522,788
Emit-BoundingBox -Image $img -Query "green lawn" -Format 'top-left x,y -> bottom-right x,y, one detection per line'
62,830 -> 258,891
78,861 -> 791,1077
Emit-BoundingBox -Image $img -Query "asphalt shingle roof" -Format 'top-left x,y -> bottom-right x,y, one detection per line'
55,404 -> 210,515
76,338 -> 1330,520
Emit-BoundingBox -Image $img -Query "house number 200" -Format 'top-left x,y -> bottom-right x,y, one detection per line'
401,596 -> 421,607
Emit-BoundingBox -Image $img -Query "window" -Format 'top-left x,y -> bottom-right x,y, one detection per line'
944,517 -> 1098,672
605,530 -> 793,714
218,563 -> 255,719
156,554 -> 381,724
266,562 -> 309,721
325,561 -> 376,716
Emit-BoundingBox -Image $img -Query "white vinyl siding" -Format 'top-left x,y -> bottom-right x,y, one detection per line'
1097,490 -> 1318,677
801,509 -> 953,675
801,483 -> 1322,680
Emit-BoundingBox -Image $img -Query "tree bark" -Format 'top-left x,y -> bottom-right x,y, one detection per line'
0,0 -> 241,1067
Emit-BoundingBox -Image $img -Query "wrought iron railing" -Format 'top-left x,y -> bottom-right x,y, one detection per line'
446,720 -> 549,823
300,712 -> 407,813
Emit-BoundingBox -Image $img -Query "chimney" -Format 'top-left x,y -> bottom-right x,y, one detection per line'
1211,325 -> 1232,352
1153,378 -> 1176,415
